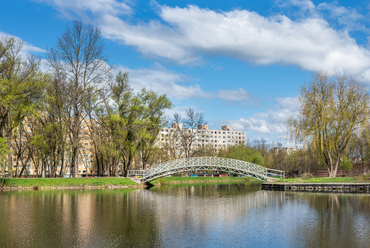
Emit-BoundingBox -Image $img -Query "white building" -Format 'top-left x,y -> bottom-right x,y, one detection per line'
158,124 -> 246,152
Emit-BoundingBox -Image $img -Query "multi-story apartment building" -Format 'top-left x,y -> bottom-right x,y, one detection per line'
158,124 -> 246,152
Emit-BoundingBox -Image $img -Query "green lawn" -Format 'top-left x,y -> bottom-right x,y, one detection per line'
0,177 -> 138,187
274,177 -> 363,184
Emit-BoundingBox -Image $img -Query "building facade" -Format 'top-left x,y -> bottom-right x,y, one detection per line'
158,124 -> 246,152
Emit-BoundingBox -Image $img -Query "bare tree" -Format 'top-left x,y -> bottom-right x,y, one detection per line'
172,108 -> 206,158
47,21 -> 112,177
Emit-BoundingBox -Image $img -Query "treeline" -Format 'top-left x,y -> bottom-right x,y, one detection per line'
215,138 -> 365,173
0,21 -> 172,177
191,140 -> 325,172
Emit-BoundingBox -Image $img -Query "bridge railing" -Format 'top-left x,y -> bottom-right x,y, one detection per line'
127,170 -> 145,178
127,157 -> 285,182
266,168 -> 285,179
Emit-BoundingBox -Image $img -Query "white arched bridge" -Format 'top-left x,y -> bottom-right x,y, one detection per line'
127,157 -> 284,183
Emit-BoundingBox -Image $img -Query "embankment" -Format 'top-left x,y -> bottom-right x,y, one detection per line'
0,177 -> 139,191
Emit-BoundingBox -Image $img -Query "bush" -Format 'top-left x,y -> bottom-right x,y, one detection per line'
158,177 -> 166,185
340,155 -> 353,170
223,145 -> 264,165
301,172 -> 314,179
360,174 -> 370,182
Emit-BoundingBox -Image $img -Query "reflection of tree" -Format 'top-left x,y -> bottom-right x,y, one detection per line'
2,187 -> 370,247
286,192 -> 370,247
0,190 -> 161,247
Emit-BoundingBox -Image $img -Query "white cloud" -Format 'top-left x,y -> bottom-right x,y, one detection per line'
116,63 -> 258,103
115,63 -> 213,99
276,0 -> 315,10
222,97 -> 299,134
33,0 -> 132,20
34,0 -> 370,80
317,2 -> 365,31
0,31 -> 46,56
216,88 -> 251,101
164,106 -> 204,121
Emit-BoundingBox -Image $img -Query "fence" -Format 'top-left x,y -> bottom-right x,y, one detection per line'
314,169 -> 363,177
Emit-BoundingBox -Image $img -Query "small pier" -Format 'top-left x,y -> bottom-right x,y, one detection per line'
262,183 -> 370,193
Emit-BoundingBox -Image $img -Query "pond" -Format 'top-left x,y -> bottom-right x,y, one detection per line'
0,182 -> 370,247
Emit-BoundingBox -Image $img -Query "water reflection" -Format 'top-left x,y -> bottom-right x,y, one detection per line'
0,183 -> 370,247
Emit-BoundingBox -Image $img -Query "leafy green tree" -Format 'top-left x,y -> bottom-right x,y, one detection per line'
92,72 -> 172,176
0,37 -> 49,174
218,145 -> 264,165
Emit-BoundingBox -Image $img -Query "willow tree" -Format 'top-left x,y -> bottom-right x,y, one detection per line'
288,72 -> 370,177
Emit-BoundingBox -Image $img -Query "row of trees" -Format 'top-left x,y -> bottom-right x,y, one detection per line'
0,21 -> 172,177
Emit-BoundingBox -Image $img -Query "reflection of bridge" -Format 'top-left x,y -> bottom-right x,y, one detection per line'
127,157 -> 284,183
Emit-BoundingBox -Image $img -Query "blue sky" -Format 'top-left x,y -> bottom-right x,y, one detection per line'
1,0 -> 370,144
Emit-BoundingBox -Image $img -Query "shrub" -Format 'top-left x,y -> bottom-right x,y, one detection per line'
301,172 -> 314,179
360,174 -> 370,182
340,155 -> 353,170
158,177 -> 166,186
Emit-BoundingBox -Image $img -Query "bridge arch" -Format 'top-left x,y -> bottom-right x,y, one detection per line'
128,157 -> 284,182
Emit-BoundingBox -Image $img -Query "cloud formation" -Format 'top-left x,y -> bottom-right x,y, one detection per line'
116,63 -> 256,103
222,97 -> 299,134
35,0 -> 370,80
0,31 -> 46,55
115,63 -> 213,99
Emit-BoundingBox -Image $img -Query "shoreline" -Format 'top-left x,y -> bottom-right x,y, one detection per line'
0,177 -> 253,191
0,177 -> 139,191
1,184 -> 140,191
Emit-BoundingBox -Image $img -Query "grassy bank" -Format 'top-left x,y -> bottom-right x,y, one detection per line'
274,177 -> 365,184
150,176 -> 253,185
0,177 -> 138,188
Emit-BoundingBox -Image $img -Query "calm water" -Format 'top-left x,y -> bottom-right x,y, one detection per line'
1,182 -> 370,248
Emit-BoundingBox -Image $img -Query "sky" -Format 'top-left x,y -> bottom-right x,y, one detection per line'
1,0 -> 370,145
